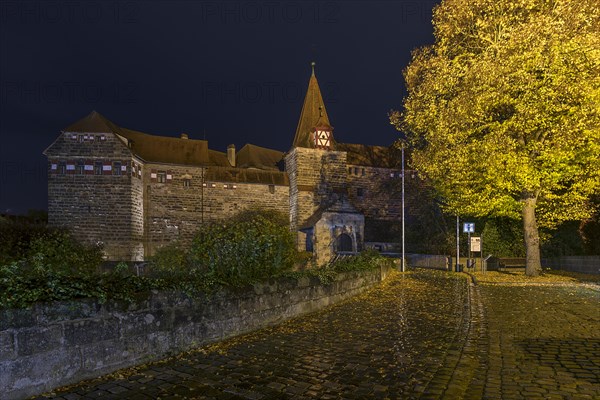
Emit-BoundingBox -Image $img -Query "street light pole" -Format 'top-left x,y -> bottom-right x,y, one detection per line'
456,215 -> 460,272
401,143 -> 405,272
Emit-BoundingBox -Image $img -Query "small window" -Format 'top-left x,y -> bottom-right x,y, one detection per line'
348,167 -> 352,174
361,168 -> 366,176
357,188 -> 364,197
58,162 -> 66,175
113,162 -> 122,176
76,160 -> 85,175
183,179 -> 191,188
354,167 -> 359,175
269,184 -> 275,194
78,135 -> 85,143
157,171 -> 166,183
94,162 -> 103,175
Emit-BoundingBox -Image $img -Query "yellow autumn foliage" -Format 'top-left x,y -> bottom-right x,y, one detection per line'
393,0 -> 600,275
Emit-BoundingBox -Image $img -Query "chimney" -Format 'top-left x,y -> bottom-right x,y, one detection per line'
227,144 -> 236,167
180,133 -> 188,139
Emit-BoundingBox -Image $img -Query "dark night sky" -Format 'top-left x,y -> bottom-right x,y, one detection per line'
0,0 -> 438,214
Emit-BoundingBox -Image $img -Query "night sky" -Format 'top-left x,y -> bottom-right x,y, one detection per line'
0,0 -> 438,214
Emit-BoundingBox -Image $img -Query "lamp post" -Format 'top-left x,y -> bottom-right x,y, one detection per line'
456,215 -> 460,272
401,143 -> 405,272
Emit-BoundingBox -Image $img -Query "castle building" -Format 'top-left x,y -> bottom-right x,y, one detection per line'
44,65 -> 406,264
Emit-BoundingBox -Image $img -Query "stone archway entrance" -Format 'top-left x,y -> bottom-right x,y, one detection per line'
337,233 -> 353,252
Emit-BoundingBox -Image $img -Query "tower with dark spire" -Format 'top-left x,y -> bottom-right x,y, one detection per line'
286,63 -> 362,260
291,62 -> 335,150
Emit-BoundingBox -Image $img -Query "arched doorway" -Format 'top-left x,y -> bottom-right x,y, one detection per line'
336,233 -> 353,252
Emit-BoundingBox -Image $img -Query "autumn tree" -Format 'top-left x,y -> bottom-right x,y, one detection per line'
392,0 -> 600,276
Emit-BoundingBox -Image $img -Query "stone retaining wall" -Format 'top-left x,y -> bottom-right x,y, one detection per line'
542,256 -> 600,275
0,265 -> 391,400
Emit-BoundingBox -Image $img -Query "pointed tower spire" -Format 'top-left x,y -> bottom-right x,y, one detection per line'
292,62 -> 334,149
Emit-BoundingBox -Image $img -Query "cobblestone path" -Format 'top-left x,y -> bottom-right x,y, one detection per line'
35,270 -> 469,399
33,270 -> 600,400
474,283 -> 600,399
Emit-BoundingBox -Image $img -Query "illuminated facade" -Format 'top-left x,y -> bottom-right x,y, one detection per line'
44,66 -> 406,262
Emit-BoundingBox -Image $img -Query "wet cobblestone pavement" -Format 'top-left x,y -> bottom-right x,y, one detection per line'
34,269 -> 600,399
477,283 -> 600,399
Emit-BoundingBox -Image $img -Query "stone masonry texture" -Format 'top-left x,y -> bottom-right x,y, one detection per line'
23,269 -> 600,400
0,266 -> 390,400
47,131 -> 410,261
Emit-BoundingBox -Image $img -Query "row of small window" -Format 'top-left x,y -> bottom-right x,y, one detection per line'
51,161 -> 126,175
349,167 -> 366,176
152,172 -> 276,193
349,167 -> 403,178
67,133 -> 107,142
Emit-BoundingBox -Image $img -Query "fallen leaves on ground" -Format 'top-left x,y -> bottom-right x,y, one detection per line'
472,270 -> 600,285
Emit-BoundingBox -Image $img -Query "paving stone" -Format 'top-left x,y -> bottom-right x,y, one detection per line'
34,270 -> 599,400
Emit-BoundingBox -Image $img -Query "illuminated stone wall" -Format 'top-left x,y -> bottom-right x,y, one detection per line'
46,132 -> 143,261
0,265 -> 392,400
141,163 -> 289,256
46,132 -> 410,261
285,147 -> 348,252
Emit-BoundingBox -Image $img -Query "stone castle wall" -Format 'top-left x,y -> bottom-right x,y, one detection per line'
286,147 -> 349,251
347,164 -> 403,221
0,265 -> 392,400
142,163 -> 289,256
47,132 -> 410,260
46,132 -> 142,260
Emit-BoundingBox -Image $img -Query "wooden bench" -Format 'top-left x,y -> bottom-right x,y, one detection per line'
498,257 -> 526,271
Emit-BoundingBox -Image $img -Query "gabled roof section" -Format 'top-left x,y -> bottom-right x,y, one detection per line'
61,110 -> 211,166
63,110 -> 116,133
292,63 -> 334,149
236,144 -> 284,171
116,128 -> 210,166
337,143 -> 401,169
208,150 -> 230,167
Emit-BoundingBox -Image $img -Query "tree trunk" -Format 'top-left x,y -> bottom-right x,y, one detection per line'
522,194 -> 542,276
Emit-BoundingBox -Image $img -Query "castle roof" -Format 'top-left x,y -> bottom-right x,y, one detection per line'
292,64 -> 335,149
62,111 -> 285,171
236,144 -> 284,171
337,143 -> 401,169
63,110 -> 117,133
63,111 -> 211,165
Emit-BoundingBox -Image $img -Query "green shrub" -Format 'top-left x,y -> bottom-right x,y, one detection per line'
189,210 -> 297,286
0,221 -> 49,266
25,230 -> 103,276
147,241 -> 191,277
481,218 -> 525,257
330,250 -> 385,272
0,226 -> 106,308
283,250 -> 385,285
